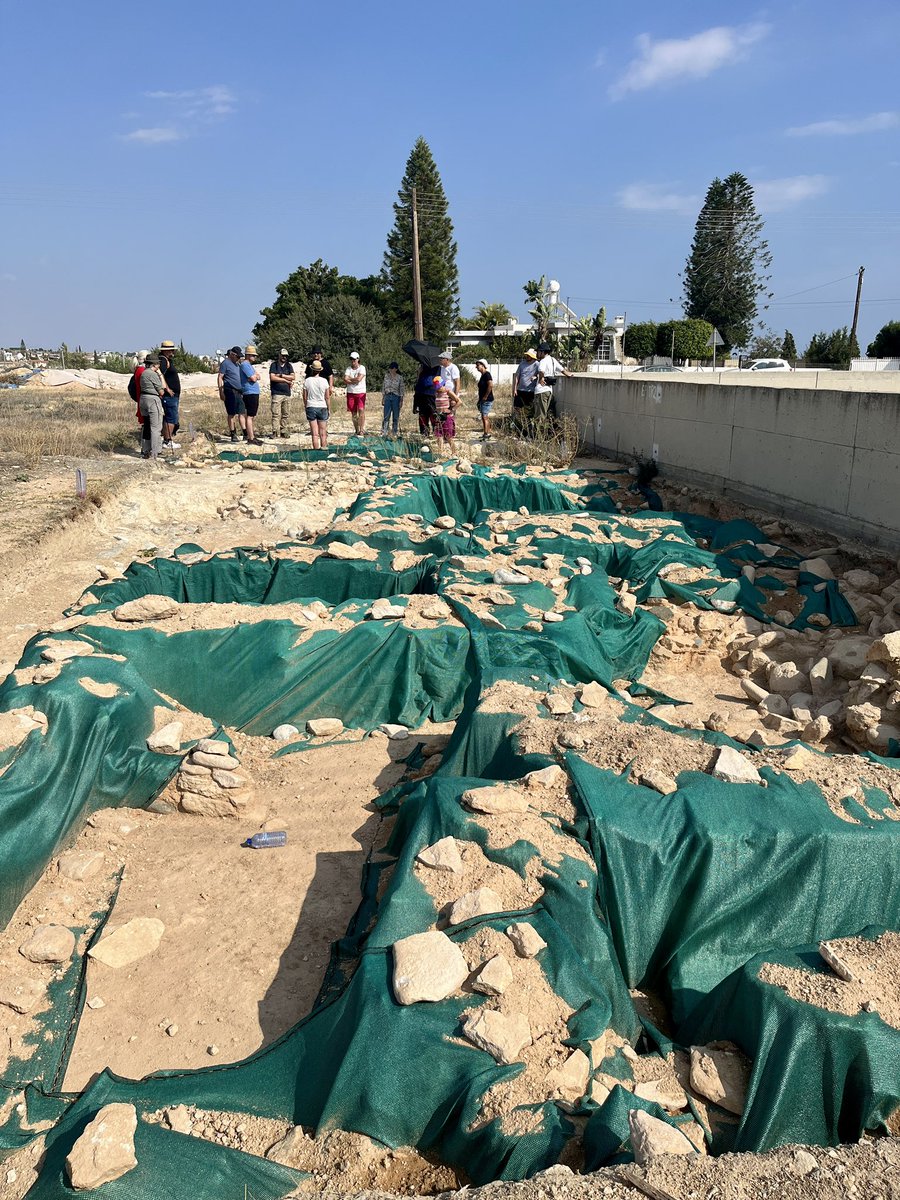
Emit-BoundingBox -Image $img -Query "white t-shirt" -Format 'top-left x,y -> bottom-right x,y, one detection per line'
304,375 -> 329,408
535,355 -> 564,393
344,363 -> 366,394
440,363 -> 460,392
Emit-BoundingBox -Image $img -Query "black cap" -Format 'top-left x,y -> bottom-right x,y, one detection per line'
229,345 -> 242,355
311,345 -> 323,354
389,361 -> 399,369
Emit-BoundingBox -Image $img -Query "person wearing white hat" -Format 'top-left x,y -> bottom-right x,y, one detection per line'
344,351 -> 367,435
269,349 -> 295,438
439,349 -> 460,396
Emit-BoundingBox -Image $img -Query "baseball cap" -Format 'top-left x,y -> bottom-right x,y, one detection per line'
279,348 -> 289,356
440,349 -> 452,359
524,348 -> 538,359
350,351 -> 360,359
229,345 -> 242,356
245,345 -> 258,356
475,357 -> 487,367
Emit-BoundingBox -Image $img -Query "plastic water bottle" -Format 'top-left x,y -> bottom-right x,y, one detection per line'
243,831 -> 287,849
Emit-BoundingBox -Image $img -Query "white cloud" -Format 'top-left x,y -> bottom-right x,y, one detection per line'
786,111 -> 900,137
752,174 -> 829,211
609,23 -> 770,99
617,183 -> 700,215
144,86 -> 237,122
123,127 -> 183,144
1,272 -> 16,283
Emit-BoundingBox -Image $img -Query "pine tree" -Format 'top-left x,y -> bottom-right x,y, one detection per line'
782,330 -> 797,361
682,172 -> 772,351
382,138 -> 459,344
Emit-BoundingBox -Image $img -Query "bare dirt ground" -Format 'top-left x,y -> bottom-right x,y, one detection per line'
0,385 -> 898,1199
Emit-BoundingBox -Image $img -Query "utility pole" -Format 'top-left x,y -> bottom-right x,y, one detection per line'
411,185 -> 424,341
850,265 -> 865,348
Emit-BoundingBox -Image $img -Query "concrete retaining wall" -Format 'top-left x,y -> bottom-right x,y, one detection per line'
557,375 -> 900,552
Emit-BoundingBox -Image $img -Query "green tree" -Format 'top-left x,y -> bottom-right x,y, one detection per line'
682,172 -> 772,351
475,301 -> 512,328
656,318 -> 714,362
803,327 -> 859,369
749,326 -> 783,358
867,320 -> 900,358
523,277 -> 557,346
382,137 -> 459,343
782,330 -> 797,361
623,321 -> 658,363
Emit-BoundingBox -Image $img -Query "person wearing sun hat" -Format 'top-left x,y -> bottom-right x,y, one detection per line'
158,339 -> 181,451
240,345 -> 262,445
513,347 -> 539,428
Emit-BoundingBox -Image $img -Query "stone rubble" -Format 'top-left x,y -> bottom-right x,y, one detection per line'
66,1102 -> 138,1190
175,740 -> 255,817
392,931 -> 469,1005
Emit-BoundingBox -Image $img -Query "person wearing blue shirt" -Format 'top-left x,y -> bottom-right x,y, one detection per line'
240,344 -> 262,445
217,346 -> 246,442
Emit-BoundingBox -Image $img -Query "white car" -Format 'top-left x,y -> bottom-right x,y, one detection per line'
747,358 -> 793,371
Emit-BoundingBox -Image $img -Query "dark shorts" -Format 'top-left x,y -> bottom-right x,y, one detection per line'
242,392 -> 260,418
513,391 -> 534,410
222,385 -> 245,417
161,396 -> 180,425
305,406 -> 329,423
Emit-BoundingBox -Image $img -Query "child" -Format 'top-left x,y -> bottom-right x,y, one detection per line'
432,377 -> 459,456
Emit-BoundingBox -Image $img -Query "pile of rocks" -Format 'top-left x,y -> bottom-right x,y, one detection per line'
173,739 -> 255,818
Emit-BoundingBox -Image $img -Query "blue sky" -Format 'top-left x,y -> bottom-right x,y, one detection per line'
2,0 -> 898,354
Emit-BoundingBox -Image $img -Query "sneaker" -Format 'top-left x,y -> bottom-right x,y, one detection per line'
248,437 -> 262,446
230,431 -> 239,443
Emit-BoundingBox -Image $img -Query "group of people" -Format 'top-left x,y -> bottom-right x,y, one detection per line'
133,340 -> 571,462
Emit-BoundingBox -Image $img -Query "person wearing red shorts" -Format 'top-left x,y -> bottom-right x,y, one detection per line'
344,351 -> 367,435
433,380 -> 459,456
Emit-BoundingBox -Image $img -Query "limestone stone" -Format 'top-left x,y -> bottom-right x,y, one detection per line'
843,569 -> 880,592
380,723 -> 410,740
867,631 -> 900,676
462,1009 -> 532,1065
19,925 -> 75,964
639,769 -> 678,795
617,592 -> 637,616
689,1045 -> 749,1115
421,602 -> 452,620
820,939 -> 856,982
272,724 -> 299,741
802,716 -> 832,743
323,541 -> 373,560
195,738 -> 233,757
211,769 -> 251,790
113,595 -> 180,622
191,749 -> 240,770
800,557 -> 834,580
492,568 -> 530,586
809,657 -> 833,697
705,711 -> 728,732
767,661 -> 806,695
306,718 -> 344,737
39,640 -> 95,663
740,679 -> 769,704
828,637 -> 872,680
178,789 -> 253,818
633,1078 -> 689,1110
392,930 -> 468,1004
760,693 -> 790,717
628,1109 -> 696,1165
781,745 -> 818,772
545,693 -> 573,715
462,785 -> 529,815
88,918 -> 164,969
710,746 -> 761,785
544,1049 -> 591,1105
524,764 -> 565,789
793,1149 -> 818,1175
434,516 -> 457,529
523,621 -> 543,632
146,721 -> 183,754
447,888 -> 504,926
164,1105 -> 193,1135
579,681 -> 608,708
506,922 -> 547,958
66,1103 -> 137,1190
0,977 -> 46,1014
542,611 -> 564,623
416,837 -> 463,874
58,850 -> 105,882
471,954 -> 514,996
368,600 -> 405,620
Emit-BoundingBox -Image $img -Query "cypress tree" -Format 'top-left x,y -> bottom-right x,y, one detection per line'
682,172 -> 772,351
382,138 -> 459,344
782,330 -> 797,361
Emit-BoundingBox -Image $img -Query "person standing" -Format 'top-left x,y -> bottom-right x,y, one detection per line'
303,359 -> 331,449
217,346 -> 246,442
535,344 -> 573,425
439,349 -> 460,396
159,339 -> 181,450
138,353 -> 166,461
413,363 -> 438,436
474,358 -> 494,441
268,349 -> 295,438
241,344 -> 262,445
433,379 -> 459,456
512,347 -> 539,428
305,345 -> 333,391
344,351 -> 367,435
381,361 -> 405,437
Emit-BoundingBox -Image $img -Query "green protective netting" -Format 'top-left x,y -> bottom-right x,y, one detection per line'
218,432 -> 434,463
2,460 -> 896,1198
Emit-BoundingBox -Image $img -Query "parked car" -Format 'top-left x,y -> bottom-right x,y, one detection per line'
632,364 -> 685,373
747,358 -> 793,371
